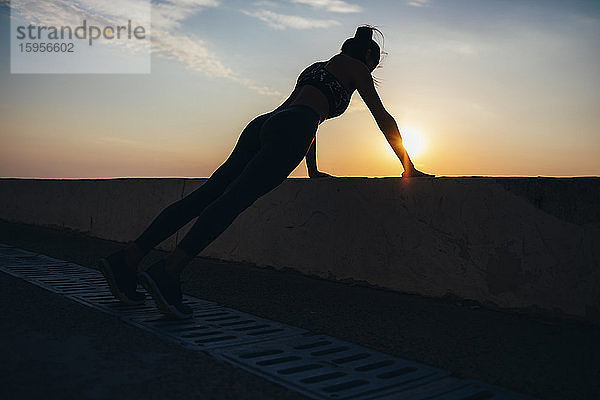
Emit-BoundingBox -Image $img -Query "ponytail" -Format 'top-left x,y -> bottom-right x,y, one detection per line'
341,25 -> 383,67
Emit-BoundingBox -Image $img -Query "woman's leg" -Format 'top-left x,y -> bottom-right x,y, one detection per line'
167,106 -> 319,277
121,112 -> 274,268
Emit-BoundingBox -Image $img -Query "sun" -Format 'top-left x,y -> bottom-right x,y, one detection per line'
399,127 -> 426,158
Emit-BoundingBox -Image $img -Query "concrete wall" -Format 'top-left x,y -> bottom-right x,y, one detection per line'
1,177 -> 599,324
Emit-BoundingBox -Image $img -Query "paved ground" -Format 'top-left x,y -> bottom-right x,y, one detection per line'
1,219 -> 599,400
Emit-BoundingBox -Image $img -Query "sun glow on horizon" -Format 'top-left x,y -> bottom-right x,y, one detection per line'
400,127 -> 426,159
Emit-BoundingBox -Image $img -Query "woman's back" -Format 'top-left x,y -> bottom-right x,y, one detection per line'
322,52 -> 367,94
283,53 -> 370,122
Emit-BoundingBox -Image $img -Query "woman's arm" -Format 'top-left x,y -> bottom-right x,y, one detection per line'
356,68 -> 432,177
376,113 -> 416,174
306,136 -> 333,178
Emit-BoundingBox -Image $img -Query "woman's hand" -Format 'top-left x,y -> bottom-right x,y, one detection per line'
402,169 -> 435,178
309,170 -> 334,178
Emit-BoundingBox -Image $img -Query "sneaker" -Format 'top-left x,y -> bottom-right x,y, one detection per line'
99,250 -> 146,305
139,259 -> 193,319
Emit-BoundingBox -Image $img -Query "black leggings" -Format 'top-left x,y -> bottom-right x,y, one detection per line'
133,105 -> 320,258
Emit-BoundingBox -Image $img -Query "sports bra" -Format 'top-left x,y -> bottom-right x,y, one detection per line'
295,61 -> 351,120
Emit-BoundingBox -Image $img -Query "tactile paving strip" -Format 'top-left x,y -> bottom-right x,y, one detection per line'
0,244 -> 306,350
212,332 -> 452,400
0,243 -> 540,400
370,379 -> 539,400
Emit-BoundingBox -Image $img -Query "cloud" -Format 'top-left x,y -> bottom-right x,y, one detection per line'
9,0 -> 152,54
151,31 -> 236,78
252,0 -> 280,7
7,0 -> 280,95
151,0 -> 219,31
150,1 -> 281,94
10,0 -> 146,28
407,0 -> 430,7
242,9 -> 340,30
290,0 -> 361,13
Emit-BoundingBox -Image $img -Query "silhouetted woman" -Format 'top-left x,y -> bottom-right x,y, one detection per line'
99,25 -> 433,319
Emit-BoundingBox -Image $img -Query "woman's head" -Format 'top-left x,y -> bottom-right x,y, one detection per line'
341,25 -> 383,72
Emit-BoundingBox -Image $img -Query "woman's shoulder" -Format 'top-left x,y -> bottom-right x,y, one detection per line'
330,53 -> 369,67
326,53 -> 371,83
302,54 -> 364,72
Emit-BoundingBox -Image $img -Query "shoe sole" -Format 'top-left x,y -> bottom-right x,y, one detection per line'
139,270 -> 193,320
99,258 -> 145,306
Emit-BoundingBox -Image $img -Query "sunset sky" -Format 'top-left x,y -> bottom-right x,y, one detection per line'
0,0 -> 598,179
